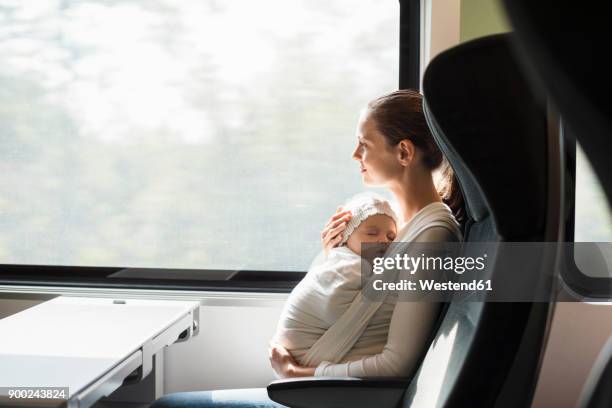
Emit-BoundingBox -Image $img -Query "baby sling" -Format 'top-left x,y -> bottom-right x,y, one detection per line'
300,210 -> 460,367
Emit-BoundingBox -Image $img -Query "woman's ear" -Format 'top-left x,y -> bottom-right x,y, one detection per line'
396,139 -> 415,166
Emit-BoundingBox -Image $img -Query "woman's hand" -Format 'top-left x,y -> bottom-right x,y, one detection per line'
321,207 -> 352,256
268,343 -> 316,378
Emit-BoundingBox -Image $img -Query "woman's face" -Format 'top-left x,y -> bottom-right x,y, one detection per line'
352,111 -> 401,186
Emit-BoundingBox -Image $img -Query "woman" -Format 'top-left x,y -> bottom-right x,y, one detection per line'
150,90 -> 464,408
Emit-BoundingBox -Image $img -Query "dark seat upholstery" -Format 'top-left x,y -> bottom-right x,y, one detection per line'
501,0 -> 612,298
403,33 -> 554,408
268,33 -> 557,408
502,0 -> 612,204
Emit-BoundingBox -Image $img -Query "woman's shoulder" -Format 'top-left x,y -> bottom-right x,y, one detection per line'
397,202 -> 462,242
413,225 -> 461,243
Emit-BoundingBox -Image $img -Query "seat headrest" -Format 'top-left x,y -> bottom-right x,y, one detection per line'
502,0 -> 612,204
423,34 -> 548,239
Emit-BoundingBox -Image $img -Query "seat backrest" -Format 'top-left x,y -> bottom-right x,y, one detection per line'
502,0 -> 612,204
402,34 -> 551,407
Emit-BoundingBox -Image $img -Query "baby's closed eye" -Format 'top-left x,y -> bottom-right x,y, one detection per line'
365,228 -> 380,236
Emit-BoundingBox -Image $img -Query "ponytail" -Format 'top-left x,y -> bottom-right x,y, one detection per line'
437,160 -> 465,223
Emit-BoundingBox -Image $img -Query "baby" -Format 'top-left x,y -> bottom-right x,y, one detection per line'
272,194 -> 398,366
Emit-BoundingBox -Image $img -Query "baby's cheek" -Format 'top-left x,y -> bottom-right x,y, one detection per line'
357,237 -> 380,252
346,238 -> 362,255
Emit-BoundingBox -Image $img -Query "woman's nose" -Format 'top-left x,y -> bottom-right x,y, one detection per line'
352,144 -> 361,161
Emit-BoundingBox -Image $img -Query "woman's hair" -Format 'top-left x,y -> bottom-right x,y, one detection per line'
366,89 -> 465,222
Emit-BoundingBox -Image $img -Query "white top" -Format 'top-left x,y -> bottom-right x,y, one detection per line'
311,202 -> 462,377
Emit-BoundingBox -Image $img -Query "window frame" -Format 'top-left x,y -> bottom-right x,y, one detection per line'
0,0 -> 421,292
561,128 -> 612,299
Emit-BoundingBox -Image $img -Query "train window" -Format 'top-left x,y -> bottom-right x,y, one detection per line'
567,142 -> 612,297
0,1 -> 406,286
575,146 -> 612,243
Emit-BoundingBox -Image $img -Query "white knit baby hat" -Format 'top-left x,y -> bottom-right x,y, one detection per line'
340,193 -> 398,245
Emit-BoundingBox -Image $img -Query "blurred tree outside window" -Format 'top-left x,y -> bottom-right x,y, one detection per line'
0,0 -> 399,272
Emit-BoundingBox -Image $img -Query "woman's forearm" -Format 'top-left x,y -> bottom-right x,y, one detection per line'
288,364 -> 316,378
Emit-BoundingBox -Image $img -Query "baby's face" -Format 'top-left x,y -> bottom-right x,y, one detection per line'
346,214 -> 397,255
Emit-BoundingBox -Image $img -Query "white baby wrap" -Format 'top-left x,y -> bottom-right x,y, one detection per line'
273,202 -> 462,375
273,246 -> 365,366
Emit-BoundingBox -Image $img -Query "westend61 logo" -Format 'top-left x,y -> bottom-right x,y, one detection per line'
371,253 -> 488,275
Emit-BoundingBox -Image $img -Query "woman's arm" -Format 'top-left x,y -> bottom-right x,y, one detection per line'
270,300 -> 439,378
314,300 -> 440,377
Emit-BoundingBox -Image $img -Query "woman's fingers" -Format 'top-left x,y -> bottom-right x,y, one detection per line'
321,212 -> 351,240
321,223 -> 348,253
325,210 -> 351,228
320,208 -> 352,254
323,212 -> 351,234
269,345 -> 291,363
269,349 -> 278,363
329,213 -> 352,230
331,233 -> 343,246
273,345 -> 295,363
326,221 -> 349,240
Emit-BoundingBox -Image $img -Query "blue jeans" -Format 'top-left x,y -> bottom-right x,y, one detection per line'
149,388 -> 288,408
